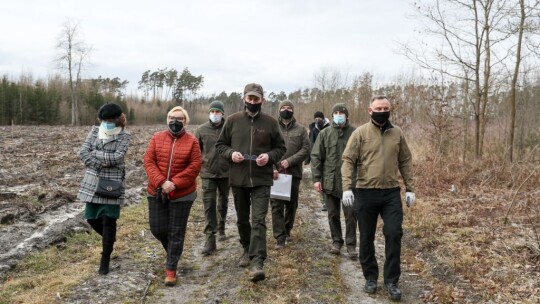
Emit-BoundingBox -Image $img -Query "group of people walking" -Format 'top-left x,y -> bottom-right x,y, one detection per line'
77,83 -> 415,301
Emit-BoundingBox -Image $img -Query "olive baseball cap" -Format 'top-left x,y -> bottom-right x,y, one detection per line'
244,83 -> 264,99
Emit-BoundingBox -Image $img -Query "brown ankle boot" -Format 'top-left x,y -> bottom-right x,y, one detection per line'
164,269 -> 177,286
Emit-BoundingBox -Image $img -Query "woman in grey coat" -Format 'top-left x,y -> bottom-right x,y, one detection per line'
77,103 -> 131,275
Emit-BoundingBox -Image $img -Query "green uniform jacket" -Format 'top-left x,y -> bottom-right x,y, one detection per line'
194,119 -> 230,179
310,121 -> 356,197
341,121 -> 414,192
277,117 -> 311,179
216,110 -> 286,187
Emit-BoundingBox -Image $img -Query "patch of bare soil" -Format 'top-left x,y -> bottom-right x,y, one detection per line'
0,125 -> 161,277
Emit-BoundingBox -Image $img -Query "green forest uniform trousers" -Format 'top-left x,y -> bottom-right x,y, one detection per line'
270,177 -> 301,241
232,185 -> 270,268
324,192 -> 358,247
202,178 -> 230,242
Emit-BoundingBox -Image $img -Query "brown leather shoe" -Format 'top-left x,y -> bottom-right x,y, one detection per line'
218,230 -> 226,241
164,269 -> 176,286
330,243 -> 342,255
201,239 -> 216,256
347,246 -> 358,260
249,266 -> 266,282
275,237 -> 286,249
237,248 -> 250,268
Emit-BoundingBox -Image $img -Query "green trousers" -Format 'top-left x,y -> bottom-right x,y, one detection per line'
232,185 -> 270,268
202,178 -> 230,242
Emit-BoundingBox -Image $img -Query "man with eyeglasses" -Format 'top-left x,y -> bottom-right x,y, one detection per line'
216,83 -> 286,282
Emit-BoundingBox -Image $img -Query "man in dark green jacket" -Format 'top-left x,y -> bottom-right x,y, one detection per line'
271,100 -> 311,249
194,100 -> 230,256
310,103 -> 358,260
341,95 -> 415,301
216,83 -> 286,282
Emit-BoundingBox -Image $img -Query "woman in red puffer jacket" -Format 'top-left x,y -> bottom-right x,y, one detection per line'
143,106 -> 202,286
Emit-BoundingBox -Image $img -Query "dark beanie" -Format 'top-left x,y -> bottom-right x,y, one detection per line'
278,100 -> 294,111
331,103 -> 349,117
209,100 -> 225,114
314,111 -> 324,119
97,103 -> 123,120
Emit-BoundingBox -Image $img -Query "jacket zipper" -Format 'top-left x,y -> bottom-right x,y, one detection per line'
249,118 -> 254,187
381,128 -> 388,186
167,137 -> 177,180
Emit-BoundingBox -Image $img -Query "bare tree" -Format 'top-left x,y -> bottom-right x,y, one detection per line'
504,0 -> 540,162
55,20 -> 91,126
402,0 -> 510,158
313,67 -> 350,115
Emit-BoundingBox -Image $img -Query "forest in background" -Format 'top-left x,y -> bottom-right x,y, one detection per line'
1,0 -> 540,163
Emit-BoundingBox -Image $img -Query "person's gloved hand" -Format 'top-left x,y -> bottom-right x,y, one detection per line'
405,192 -> 416,208
342,190 -> 354,207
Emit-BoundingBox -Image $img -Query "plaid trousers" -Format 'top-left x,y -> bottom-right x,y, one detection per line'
148,196 -> 193,270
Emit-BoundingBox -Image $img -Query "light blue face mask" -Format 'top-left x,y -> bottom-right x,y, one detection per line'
209,113 -> 222,124
333,114 -> 346,125
101,121 -> 117,130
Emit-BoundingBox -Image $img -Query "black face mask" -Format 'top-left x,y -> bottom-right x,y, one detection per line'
168,119 -> 184,136
245,102 -> 261,113
279,110 -> 293,120
316,120 -> 325,128
371,111 -> 390,125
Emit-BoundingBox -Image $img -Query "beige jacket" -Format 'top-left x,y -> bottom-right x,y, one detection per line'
341,121 -> 414,192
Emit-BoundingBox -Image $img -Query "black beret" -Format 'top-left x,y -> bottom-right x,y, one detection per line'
97,103 -> 123,120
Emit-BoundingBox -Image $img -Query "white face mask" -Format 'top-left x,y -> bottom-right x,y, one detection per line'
209,113 -> 222,124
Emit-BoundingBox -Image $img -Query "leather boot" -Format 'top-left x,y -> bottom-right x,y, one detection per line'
201,238 -> 216,256
237,247 -> 250,268
87,218 -> 103,236
99,216 -> 117,275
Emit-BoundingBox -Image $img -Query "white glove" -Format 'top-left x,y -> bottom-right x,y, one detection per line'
405,192 -> 416,208
342,190 -> 354,207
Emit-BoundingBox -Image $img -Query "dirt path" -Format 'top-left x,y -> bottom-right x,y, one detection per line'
147,171 -> 429,303
1,126 -> 430,303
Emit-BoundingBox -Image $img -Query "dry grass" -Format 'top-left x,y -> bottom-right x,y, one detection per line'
403,152 -> 540,303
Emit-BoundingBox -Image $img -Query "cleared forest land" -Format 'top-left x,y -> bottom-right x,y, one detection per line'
0,125 -> 538,303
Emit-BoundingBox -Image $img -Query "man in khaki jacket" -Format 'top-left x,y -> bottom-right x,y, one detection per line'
341,95 -> 415,301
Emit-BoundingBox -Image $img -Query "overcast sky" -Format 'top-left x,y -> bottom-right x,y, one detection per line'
0,0 -> 420,96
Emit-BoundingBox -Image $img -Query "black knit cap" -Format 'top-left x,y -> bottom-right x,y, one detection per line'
314,111 -> 324,119
97,103 -> 123,120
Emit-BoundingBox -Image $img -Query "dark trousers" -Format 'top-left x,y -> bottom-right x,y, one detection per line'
324,193 -> 357,247
148,197 -> 193,270
231,186 -> 270,268
88,216 -> 117,256
355,188 -> 403,284
270,177 -> 300,240
202,178 -> 230,241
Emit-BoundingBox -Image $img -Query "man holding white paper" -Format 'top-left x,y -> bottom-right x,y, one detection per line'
270,100 -> 310,249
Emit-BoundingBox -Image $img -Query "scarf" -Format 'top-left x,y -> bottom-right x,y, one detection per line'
98,126 -> 122,140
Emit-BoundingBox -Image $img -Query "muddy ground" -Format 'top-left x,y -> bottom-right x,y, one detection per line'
1,125 -> 431,303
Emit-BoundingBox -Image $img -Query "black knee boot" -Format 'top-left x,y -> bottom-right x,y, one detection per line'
87,218 -> 103,236
99,216 -> 117,275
